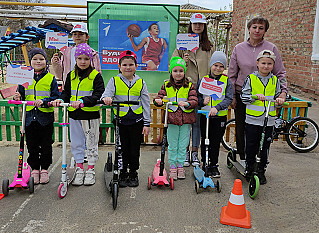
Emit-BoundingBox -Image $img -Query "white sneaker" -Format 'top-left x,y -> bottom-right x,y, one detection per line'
84,168 -> 95,185
72,167 -> 84,186
191,151 -> 200,166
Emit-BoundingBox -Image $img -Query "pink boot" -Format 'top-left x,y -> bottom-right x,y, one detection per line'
31,170 -> 40,184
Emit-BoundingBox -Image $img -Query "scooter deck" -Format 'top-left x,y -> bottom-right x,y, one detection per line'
104,162 -> 113,192
66,166 -> 76,185
9,163 -> 30,188
194,165 -> 205,182
229,157 -> 246,176
152,161 -> 169,186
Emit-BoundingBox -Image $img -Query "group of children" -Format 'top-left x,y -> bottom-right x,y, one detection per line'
13,22 -> 285,188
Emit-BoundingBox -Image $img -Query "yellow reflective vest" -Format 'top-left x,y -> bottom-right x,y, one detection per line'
165,81 -> 193,113
68,69 -> 100,112
200,75 -> 228,116
113,76 -> 143,117
246,73 -> 277,117
25,72 -> 54,112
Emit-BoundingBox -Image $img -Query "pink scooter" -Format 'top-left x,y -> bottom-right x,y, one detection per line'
2,100 -> 35,196
148,98 -> 177,190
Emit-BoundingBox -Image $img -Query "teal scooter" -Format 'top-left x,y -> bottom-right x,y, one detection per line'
194,110 -> 221,193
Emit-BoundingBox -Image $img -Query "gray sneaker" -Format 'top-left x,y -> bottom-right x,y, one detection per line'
191,151 -> 200,166
84,168 -> 95,185
72,167 -> 84,186
184,150 -> 190,167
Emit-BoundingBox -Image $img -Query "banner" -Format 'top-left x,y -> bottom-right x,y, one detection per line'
176,33 -> 199,52
198,76 -> 225,100
99,19 -> 170,71
6,64 -> 34,87
45,32 -> 68,51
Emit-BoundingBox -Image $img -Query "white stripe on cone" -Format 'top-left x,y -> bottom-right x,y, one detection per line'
229,193 -> 245,205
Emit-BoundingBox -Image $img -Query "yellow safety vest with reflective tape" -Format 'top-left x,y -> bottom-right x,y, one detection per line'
113,76 -> 143,117
200,75 -> 228,116
68,69 -> 100,112
165,81 -> 193,113
246,73 -> 277,117
25,72 -> 54,112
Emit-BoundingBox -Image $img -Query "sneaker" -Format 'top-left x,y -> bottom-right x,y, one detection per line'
257,170 -> 267,185
191,151 -> 200,166
169,167 -> 177,180
31,170 -> 40,185
184,150 -> 190,167
119,171 -> 129,188
84,168 -> 95,185
205,166 -> 213,177
128,171 -> 139,187
72,167 -> 84,186
40,169 -> 49,184
177,167 -> 186,179
211,166 -> 221,178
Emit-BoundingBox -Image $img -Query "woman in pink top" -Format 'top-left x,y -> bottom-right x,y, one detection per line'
228,16 -> 288,162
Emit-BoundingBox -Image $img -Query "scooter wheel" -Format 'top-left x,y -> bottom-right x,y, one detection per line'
215,180 -> 221,193
112,183 -> 118,210
28,177 -> 34,194
58,183 -> 67,199
195,180 -> 200,194
248,175 -> 260,199
170,177 -> 174,190
2,179 -> 9,196
226,151 -> 234,169
147,176 -> 152,190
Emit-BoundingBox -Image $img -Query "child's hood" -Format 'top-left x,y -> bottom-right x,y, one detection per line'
118,73 -> 142,85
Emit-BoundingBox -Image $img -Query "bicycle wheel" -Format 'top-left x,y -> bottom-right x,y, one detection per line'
286,117 -> 319,153
222,119 -> 237,151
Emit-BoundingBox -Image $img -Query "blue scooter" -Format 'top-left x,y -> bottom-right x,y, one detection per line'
194,110 -> 221,193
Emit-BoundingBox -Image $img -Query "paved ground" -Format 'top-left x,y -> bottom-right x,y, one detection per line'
0,93 -> 318,233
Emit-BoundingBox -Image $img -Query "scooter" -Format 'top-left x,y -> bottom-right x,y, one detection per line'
226,95 -> 288,199
194,110 -> 221,193
98,100 -> 139,210
2,100 -> 35,196
147,98 -> 177,190
56,103 -> 77,199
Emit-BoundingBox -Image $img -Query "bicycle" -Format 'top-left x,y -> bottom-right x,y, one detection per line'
222,109 -> 319,153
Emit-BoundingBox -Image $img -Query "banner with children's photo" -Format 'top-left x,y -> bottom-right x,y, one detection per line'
98,19 -> 170,71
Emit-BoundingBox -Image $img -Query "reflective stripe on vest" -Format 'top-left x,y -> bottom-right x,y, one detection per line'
68,69 -> 100,112
113,76 -> 143,117
246,73 -> 277,117
25,72 -> 54,112
200,75 -> 228,116
164,81 -> 193,113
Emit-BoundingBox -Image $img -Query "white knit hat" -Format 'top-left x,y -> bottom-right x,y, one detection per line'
209,51 -> 227,68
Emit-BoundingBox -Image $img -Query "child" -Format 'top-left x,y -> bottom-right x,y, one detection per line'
51,43 -> 105,186
241,50 -> 285,184
51,22 -> 101,89
13,48 -> 60,184
197,51 -> 233,178
128,23 -> 167,71
154,57 -> 198,180
101,50 -> 151,187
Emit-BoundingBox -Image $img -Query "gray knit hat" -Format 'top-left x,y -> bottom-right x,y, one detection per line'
209,51 -> 227,68
28,48 -> 49,71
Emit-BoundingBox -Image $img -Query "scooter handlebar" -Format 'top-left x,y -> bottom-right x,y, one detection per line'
251,95 -> 289,106
8,100 -> 35,105
96,99 -> 139,105
47,102 -> 84,108
197,110 -> 210,118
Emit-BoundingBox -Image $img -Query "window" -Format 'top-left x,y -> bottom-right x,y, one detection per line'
312,0 -> 319,61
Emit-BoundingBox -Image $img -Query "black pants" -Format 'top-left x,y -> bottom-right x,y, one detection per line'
200,115 -> 227,166
245,123 -> 273,170
234,93 -> 246,160
119,121 -> 144,172
25,121 -> 54,170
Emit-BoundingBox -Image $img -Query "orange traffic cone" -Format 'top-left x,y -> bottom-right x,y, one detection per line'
220,179 -> 251,228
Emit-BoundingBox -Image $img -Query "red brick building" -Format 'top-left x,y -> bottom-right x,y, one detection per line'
231,0 -> 319,100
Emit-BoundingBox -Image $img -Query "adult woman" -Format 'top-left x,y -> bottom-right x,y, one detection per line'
228,16 -> 288,163
172,13 -> 214,166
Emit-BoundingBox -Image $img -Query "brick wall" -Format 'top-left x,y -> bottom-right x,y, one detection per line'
232,0 -> 318,100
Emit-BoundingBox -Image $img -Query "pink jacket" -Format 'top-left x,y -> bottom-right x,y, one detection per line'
51,45 -> 102,89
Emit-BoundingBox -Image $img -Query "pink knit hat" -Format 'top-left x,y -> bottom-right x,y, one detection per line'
75,43 -> 93,60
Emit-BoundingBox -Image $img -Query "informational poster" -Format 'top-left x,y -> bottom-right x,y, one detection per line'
99,19 -> 170,71
45,32 -> 68,51
6,64 -> 34,87
176,33 -> 199,52
198,76 -> 225,100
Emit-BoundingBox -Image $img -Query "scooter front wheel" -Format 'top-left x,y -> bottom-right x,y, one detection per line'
28,177 -> 34,194
226,151 -> 234,169
170,177 -> 174,190
147,176 -> 152,190
112,183 -> 119,210
195,180 -> 200,194
58,183 -> 68,199
248,175 -> 260,199
215,180 -> 221,193
2,179 -> 9,196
